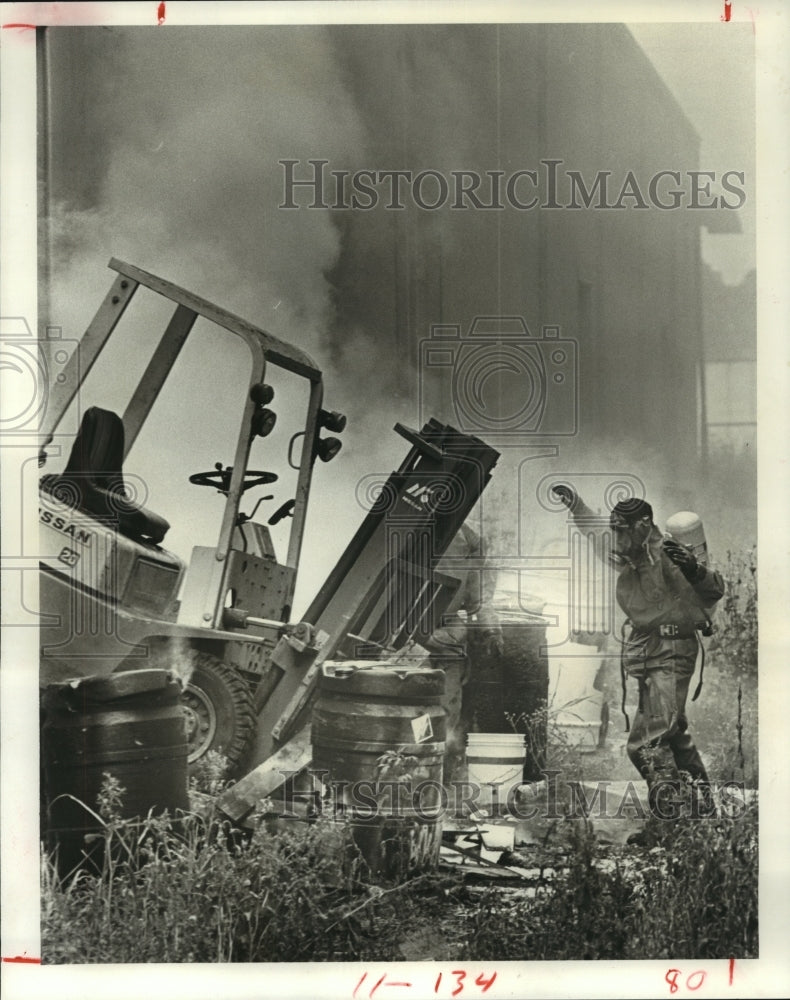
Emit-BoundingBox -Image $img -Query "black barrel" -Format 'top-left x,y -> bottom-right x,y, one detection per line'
312,662 -> 446,881
467,621 -> 549,782
42,668 -> 189,878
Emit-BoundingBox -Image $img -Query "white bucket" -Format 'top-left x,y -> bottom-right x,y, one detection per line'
466,733 -> 526,812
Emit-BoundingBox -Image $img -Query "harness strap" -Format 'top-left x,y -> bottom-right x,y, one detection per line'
692,631 -> 705,702
619,618 -> 631,732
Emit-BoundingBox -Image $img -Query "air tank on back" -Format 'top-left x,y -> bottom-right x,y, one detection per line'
665,511 -> 708,566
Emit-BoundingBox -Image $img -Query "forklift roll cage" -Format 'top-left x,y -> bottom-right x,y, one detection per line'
41,257 -> 327,631
39,257 -> 501,785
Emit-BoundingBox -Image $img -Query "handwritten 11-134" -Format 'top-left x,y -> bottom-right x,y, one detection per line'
353,969 -> 497,998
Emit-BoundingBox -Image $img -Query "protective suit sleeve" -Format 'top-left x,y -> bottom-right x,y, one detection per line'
690,565 -> 725,608
566,496 -> 615,568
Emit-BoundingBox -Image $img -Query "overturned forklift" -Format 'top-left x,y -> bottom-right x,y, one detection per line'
39,259 -> 500,877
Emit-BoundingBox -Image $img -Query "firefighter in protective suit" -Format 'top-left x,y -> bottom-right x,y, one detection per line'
423,522 -> 503,786
552,487 -> 724,823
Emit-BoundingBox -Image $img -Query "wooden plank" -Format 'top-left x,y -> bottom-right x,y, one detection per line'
217,724 -> 312,823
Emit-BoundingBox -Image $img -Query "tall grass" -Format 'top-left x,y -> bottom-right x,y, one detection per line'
41,772 -> 459,964
695,547 -> 758,787
41,545 -> 759,964
466,801 -> 758,961
42,778 -> 758,963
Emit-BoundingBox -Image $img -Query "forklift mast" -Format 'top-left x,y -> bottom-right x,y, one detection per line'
220,420 -> 500,822
38,259 -> 500,785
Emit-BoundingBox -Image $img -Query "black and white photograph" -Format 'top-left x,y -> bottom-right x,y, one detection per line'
0,1 -> 788,997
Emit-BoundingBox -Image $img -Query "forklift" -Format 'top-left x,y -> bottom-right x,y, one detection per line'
39,259 -> 500,785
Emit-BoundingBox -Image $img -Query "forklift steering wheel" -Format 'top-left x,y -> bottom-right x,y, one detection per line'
189,464 -> 278,495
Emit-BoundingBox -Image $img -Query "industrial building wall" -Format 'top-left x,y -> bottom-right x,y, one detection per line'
327,24 -> 703,471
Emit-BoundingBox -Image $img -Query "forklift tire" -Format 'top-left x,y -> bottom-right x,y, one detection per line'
181,651 -> 256,773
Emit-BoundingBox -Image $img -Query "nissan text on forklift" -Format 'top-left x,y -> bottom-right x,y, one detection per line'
38,258 -> 500,824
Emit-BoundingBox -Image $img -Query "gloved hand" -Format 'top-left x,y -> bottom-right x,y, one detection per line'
663,538 -> 704,582
551,484 -> 577,510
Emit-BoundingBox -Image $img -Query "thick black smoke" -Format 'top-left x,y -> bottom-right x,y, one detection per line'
43,24 -> 756,615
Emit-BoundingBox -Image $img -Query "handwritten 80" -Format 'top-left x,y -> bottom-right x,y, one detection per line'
666,958 -> 737,994
353,969 -> 497,998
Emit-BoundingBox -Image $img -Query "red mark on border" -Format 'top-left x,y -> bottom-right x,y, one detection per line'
729,958 -> 735,985
665,968 -> 709,994
722,1 -> 732,21
369,974 -> 387,998
2,956 -> 42,964
1,23 -> 37,30
157,3 -> 166,24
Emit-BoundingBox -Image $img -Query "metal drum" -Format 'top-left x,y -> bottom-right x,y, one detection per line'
312,661 -> 446,881
467,622 -> 549,781
42,668 -> 189,877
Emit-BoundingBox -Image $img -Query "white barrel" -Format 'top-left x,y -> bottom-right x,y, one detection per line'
546,641 -> 605,753
665,511 -> 708,566
466,733 -> 526,812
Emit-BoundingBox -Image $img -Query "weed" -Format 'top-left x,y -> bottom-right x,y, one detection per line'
376,748 -> 419,784
41,774 -> 455,963
710,548 -> 758,683
189,749 -> 232,799
95,772 -> 125,823
466,818 -> 632,960
628,804 -> 759,958
464,802 -> 758,961
507,695 -> 599,784
41,545 -> 758,964
693,547 -> 758,786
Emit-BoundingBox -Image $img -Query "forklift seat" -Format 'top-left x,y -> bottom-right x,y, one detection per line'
40,407 -> 170,545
